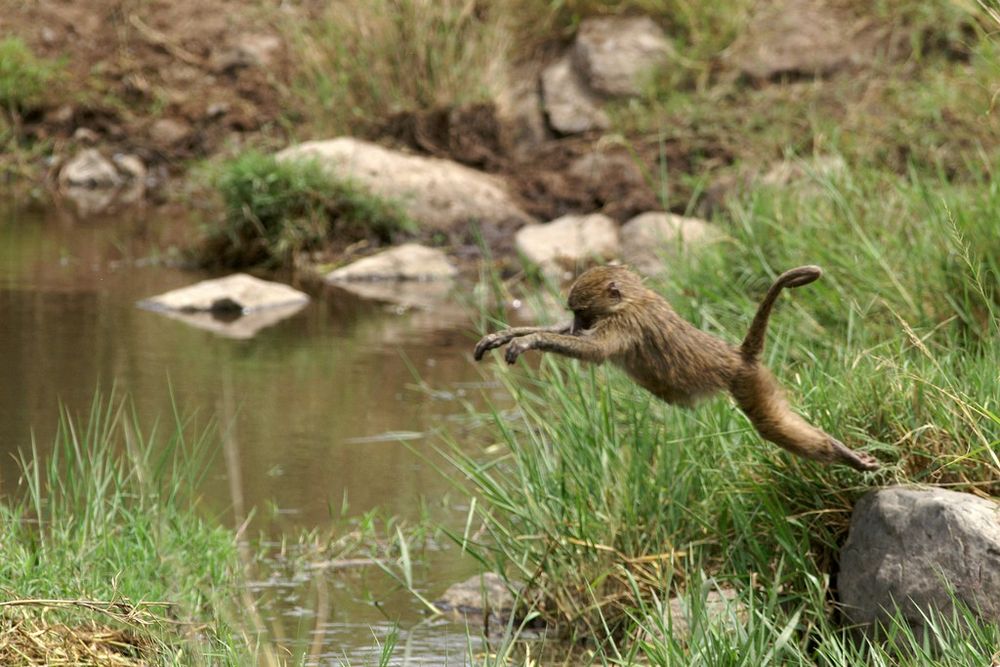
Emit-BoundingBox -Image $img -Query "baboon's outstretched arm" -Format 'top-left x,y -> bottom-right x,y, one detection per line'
474,323 -> 571,360
501,332 -> 611,365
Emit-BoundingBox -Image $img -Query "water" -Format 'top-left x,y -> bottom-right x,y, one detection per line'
0,201 -> 504,663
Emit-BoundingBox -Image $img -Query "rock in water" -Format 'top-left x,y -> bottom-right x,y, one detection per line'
838,486 -> 1000,635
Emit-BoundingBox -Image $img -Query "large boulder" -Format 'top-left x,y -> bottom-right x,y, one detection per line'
838,487 -> 1000,634
540,54 -> 609,135
325,243 -> 457,282
276,138 -> 532,233
620,212 -> 719,276
515,213 -> 620,274
573,16 -> 670,97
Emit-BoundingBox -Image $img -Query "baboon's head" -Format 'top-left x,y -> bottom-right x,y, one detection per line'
567,265 -> 643,331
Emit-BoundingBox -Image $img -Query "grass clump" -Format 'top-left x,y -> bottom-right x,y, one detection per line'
449,164 -> 1000,659
200,151 -> 415,268
0,393 -> 256,665
0,37 -> 62,116
284,0 -> 510,136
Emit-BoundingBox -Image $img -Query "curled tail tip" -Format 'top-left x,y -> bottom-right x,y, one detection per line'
778,265 -> 822,288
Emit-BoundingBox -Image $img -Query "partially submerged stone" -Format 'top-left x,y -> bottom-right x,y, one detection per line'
59,149 -> 121,189
515,213 -> 620,273
573,16 -> 670,98
277,138 -> 532,233
620,212 -> 719,276
838,486 -> 1000,636
435,572 -> 518,625
138,274 -> 309,339
139,273 -> 309,313
325,244 -> 458,282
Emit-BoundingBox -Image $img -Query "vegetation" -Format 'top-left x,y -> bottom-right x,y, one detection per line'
445,163 -> 1000,662
199,151 -> 415,268
0,394 -> 261,665
0,37 -> 61,116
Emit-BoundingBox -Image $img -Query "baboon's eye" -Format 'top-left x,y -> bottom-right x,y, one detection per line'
607,281 -> 621,300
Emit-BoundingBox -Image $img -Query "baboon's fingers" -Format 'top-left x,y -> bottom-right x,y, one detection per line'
504,339 -> 528,365
474,333 -> 508,360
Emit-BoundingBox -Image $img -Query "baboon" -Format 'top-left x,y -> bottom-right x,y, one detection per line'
474,265 -> 879,471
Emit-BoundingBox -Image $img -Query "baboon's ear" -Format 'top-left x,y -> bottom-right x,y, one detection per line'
608,281 -> 621,300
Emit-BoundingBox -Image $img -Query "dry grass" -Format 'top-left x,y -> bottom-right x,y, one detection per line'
0,597 -> 177,666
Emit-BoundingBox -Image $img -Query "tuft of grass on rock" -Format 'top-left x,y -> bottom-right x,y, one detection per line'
199,151 -> 415,268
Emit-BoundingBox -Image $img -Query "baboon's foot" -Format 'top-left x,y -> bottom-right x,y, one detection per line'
832,438 -> 880,472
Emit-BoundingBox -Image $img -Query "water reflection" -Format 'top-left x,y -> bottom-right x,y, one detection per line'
0,202 -> 500,662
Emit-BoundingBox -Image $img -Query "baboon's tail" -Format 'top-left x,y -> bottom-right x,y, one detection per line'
740,265 -> 822,362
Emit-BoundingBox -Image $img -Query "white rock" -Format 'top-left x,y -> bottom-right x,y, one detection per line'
326,243 -> 457,282
515,213 -> 619,271
573,16 -> 670,97
540,54 -> 609,135
620,212 -> 719,275
138,273 -> 309,313
277,138 -> 532,233
59,149 -> 121,189
638,587 -> 747,642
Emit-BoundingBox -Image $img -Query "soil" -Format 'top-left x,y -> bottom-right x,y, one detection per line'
1,0 -> 293,176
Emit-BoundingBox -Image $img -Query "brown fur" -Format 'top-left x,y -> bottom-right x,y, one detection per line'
474,265 -> 879,471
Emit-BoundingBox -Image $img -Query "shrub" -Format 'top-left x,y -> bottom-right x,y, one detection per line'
0,37 -> 62,114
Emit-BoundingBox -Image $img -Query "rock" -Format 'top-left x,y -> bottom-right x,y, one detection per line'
112,154 -> 147,182
573,16 -> 670,98
149,118 -> 192,146
214,33 -> 282,72
515,213 -> 619,273
838,487 -> 1000,635
727,0 -> 872,80
638,586 -> 747,642
72,127 -> 99,145
58,149 -> 121,189
138,273 -> 309,314
434,573 -> 517,624
760,155 -> 846,187
277,138 -> 532,233
620,212 -> 719,275
540,54 -> 609,135
495,65 -> 551,156
326,244 -> 457,282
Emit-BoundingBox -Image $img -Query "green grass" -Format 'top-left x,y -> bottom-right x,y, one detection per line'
198,151 -> 415,268
442,163 -> 1000,662
0,37 -> 62,115
0,393 -> 260,665
282,0 -> 510,137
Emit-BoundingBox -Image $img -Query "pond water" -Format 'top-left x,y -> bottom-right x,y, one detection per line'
0,201 -> 509,664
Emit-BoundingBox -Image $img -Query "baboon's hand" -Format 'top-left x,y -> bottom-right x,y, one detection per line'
504,336 -> 535,365
474,332 -> 511,361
